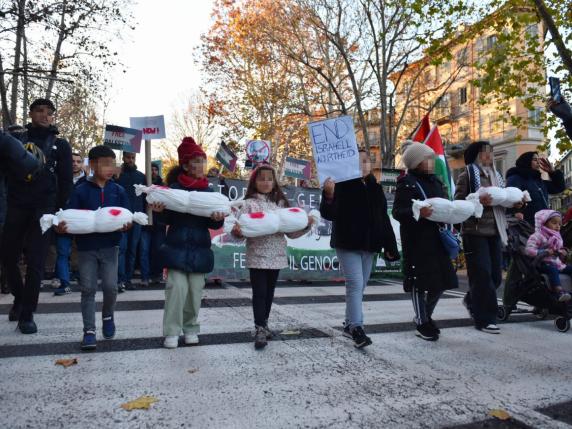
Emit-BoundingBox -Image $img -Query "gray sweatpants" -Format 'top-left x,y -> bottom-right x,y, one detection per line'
78,247 -> 119,333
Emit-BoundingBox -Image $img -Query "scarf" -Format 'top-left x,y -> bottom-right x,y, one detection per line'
540,225 -> 563,252
177,173 -> 209,189
470,163 -> 509,246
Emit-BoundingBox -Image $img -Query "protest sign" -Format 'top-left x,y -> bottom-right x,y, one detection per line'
103,125 -> 142,153
307,115 -> 360,185
216,141 -> 238,172
380,168 -> 404,187
129,115 -> 166,140
245,139 -> 271,163
206,177 -> 402,281
284,157 -> 311,179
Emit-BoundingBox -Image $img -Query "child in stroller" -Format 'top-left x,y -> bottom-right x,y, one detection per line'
499,214 -> 572,332
526,210 -> 572,302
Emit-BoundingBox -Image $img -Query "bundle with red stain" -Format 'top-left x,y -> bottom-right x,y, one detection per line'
277,207 -> 309,233
40,207 -> 148,234
134,184 -> 230,217
238,211 -> 280,237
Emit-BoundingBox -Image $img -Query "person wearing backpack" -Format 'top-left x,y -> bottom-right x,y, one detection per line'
1,99 -> 73,334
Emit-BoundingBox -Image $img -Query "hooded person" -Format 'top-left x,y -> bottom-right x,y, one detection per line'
392,143 -> 458,342
506,151 -> 565,226
151,136 -> 226,349
525,209 -> 572,302
455,141 -> 512,334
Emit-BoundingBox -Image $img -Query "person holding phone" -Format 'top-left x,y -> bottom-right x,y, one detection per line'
547,77 -> 572,140
506,152 -> 565,226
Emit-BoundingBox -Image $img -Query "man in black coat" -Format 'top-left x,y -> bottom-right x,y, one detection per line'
2,99 -> 73,333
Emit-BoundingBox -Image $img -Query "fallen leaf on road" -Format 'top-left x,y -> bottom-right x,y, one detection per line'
280,329 -> 301,336
55,358 -> 78,368
489,409 -> 511,420
120,396 -> 158,411
188,368 -> 199,374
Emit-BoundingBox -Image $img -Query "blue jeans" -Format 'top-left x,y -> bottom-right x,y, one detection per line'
539,264 -> 572,288
139,229 -> 151,281
336,248 -> 374,330
118,223 -> 142,284
55,235 -> 72,286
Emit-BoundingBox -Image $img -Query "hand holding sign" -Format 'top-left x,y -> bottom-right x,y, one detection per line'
308,116 -> 360,186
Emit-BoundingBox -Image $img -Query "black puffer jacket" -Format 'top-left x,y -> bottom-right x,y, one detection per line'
319,175 -> 398,256
392,170 -> 458,293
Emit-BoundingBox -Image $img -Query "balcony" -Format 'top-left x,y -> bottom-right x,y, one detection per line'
446,142 -> 468,158
452,104 -> 469,118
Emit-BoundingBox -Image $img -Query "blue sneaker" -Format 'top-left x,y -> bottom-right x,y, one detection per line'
102,316 -> 115,339
81,331 -> 97,350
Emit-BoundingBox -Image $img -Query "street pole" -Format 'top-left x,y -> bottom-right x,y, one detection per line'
145,139 -> 153,226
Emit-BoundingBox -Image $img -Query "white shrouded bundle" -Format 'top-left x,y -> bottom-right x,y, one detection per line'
223,214 -> 238,234
40,207 -> 148,234
134,184 -> 231,217
466,186 -> 531,208
412,198 -> 483,223
187,191 -> 231,217
237,211 -> 280,237
277,207 -> 309,233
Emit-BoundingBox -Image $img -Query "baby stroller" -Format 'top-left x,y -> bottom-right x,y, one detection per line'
498,218 -> 572,332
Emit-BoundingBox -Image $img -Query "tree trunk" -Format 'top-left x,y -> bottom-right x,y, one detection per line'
22,29 -> 29,123
532,0 -> 572,75
45,0 -> 68,99
0,54 -> 11,128
10,0 -> 26,124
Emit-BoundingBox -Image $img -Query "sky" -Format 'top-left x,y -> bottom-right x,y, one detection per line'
105,0 -> 215,165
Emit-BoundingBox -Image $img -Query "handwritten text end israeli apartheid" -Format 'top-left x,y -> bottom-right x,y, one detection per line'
308,116 -> 360,185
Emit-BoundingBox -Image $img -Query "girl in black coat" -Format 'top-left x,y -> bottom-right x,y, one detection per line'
151,137 -> 225,349
320,150 -> 398,348
392,143 -> 458,341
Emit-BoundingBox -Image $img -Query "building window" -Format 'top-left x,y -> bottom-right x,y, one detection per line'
457,48 -> 468,66
486,35 -> 497,50
459,124 -> 470,142
459,87 -> 468,105
525,24 -> 539,47
528,108 -> 542,127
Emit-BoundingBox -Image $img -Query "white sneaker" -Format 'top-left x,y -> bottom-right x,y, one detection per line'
480,324 -> 500,334
184,334 -> 199,345
163,336 -> 179,348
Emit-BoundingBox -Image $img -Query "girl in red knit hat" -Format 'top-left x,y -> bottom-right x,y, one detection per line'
151,137 -> 226,349
231,163 -> 314,349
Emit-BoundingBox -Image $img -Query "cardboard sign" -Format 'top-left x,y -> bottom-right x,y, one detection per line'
245,139 -> 271,163
129,115 -> 166,140
284,157 -> 311,179
307,115 -> 360,185
380,168 -> 404,186
216,141 -> 238,172
103,125 -> 142,153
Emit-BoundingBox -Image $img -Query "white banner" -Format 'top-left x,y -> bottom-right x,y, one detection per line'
129,115 -> 166,140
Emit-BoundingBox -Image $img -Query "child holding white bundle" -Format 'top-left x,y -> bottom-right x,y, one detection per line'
54,146 -> 131,350
151,137 -> 225,349
231,163 -> 313,349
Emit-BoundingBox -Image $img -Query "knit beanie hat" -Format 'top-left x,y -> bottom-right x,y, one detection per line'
463,141 -> 491,166
401,143 -> 435,170
177,137 -> 206,166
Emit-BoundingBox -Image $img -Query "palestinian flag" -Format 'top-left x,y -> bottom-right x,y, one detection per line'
412,114 -> 431,142
216,141 -> 237,172
424,125 -> 455,200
